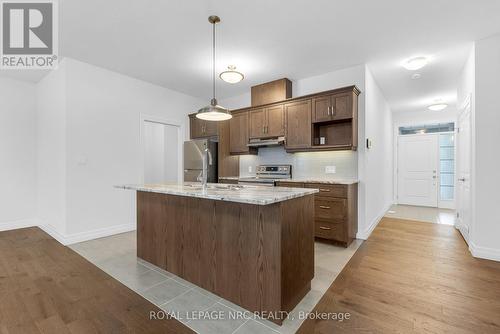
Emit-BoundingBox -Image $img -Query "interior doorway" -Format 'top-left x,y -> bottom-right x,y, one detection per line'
456,96 -> 472,243
396,123 -> 456,209
142,117 -> 182,184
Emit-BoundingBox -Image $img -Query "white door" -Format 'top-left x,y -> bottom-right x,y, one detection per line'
143,120 -> 180,184
456,98 -> 472,242
397,134 -> 439,207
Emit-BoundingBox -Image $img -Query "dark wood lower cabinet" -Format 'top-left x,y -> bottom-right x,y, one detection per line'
137,191 -> 315,325
276,181 -> 358,247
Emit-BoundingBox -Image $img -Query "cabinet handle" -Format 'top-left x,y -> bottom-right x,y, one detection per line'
319,226 -> 331,230
319,188 -> 331,192
327,106 -> 331,116
319,206 -> 331,209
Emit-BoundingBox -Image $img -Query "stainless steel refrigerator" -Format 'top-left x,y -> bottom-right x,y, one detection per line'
184,139 -> 218,183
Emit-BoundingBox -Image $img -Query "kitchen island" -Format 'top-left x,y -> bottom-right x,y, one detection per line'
118,183 -> 317,324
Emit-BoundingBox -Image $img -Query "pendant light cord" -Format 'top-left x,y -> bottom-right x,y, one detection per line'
212,20 -> 216,103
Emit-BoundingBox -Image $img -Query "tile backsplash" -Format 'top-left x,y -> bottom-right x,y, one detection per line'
239,146 -> 358,179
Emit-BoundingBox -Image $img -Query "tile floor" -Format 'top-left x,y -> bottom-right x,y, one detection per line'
70,232 -> 362,334
384,204 -> 456,225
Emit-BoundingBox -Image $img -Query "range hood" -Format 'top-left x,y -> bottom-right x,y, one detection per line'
247,136 -> 285,147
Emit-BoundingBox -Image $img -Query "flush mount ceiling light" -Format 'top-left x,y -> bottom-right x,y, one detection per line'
403,57 -> 428,71
428,103 -> 448,111
196,15 -> 232,121
220,65 -> 244,84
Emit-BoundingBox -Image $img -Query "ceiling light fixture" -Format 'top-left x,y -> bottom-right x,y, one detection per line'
428,103 -> 448,111
196,15 -> 232,121
220,65 -> 244,84
403,57 -> 428,71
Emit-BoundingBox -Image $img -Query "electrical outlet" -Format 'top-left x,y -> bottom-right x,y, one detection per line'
325,166 -> 336,174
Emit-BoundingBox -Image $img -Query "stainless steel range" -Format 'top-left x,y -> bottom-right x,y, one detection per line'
238,165 -> 292,187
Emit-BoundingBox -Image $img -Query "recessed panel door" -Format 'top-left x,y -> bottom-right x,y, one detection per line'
397,134 -> 439,207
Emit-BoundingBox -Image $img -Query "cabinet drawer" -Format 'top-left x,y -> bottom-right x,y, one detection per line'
315,220 -> 345,241
314,198 -> 346,220
305,183 -> 347,198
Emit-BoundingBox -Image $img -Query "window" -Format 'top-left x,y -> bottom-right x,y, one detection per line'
439,133 -> 455,201
399,122 -> 454,135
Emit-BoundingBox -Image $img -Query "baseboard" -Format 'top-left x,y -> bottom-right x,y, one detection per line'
469,242 -> 500,262
63,224 -> 136,245
39,222 -> 136,246
0,219 -> 38,232
356,202 -> 393,240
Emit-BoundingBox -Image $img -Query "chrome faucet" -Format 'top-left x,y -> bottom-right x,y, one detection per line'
197,146 -> 213,188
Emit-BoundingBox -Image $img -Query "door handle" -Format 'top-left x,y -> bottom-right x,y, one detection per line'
458,177 -> 466,182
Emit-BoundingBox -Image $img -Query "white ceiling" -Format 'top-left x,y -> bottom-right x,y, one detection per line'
2,0 -> 500,113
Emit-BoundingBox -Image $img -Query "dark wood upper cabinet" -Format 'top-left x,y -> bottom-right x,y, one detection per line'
229,85 -> 359,153
285,99 -> 311,150
249,108 -> 266,139
312,91 -> 354,123
332,93 -> 352,120
229,111 -> 257,155
266,105 -> 285,137
312,96 -> 332,123
251,78 -> 292,106
189,115 -> 218,139
249,105 -> 284,139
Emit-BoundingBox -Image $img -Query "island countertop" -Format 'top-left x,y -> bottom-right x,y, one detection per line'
116,182 -> 318,205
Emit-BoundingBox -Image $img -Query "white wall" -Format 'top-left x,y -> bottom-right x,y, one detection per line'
362,67 -> 393,238
36,61 -> 68,235
472,34 -> 500,261
392,109 -> 457,126
0,78 -> 37,229
35,58 -> 203,243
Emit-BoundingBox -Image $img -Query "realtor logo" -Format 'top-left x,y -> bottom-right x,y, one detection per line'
1,0 -> 58,69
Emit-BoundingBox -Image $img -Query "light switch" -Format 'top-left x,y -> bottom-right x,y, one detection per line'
248,166 -> 252,173
325,166 -> 336,174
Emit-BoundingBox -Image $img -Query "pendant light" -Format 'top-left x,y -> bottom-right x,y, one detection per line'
220,65 -> 244,84
196,16 -> 232,121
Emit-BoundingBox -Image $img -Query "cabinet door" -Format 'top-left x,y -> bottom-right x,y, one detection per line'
249,108 -> 266,138
331,93 -> 352,120
312,95 -> 332,123
203,120 -> 218,137
190,116 -> 204,139
230,112 -> 250,153
285,100 -> 311,149
266,105 -> 285,137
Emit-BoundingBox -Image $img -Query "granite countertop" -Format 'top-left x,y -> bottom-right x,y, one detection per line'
278,178 -> 359,185
116,183 -> 318,205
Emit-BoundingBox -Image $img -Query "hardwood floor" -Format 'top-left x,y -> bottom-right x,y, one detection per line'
298,217 -> 500,334
0,227 -> 192,334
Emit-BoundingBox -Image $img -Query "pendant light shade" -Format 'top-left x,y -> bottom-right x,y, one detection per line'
196,15 -> 232,121
220,65 -> 244,84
